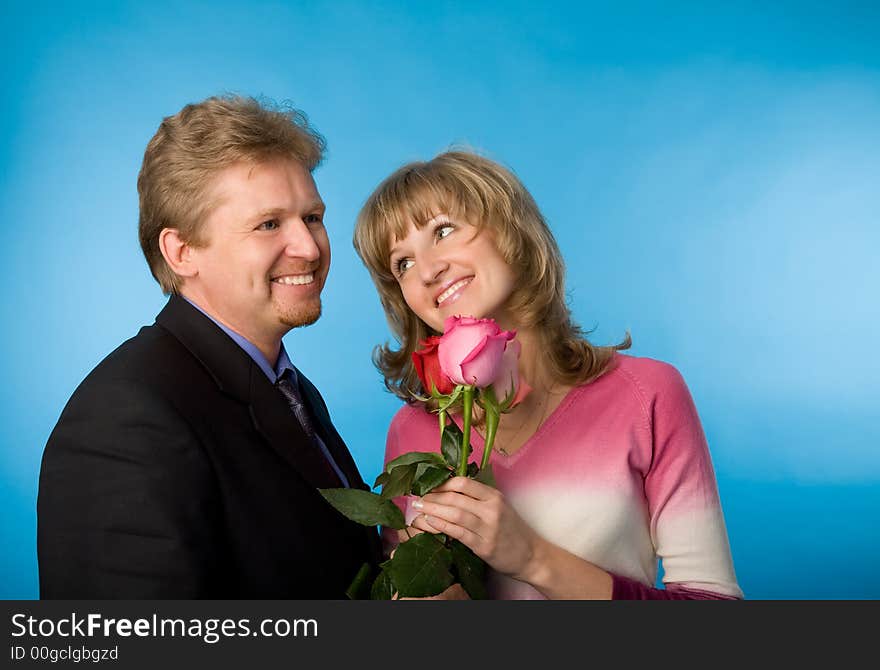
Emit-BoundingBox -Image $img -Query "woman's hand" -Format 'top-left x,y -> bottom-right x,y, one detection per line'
389,542 -> 471,600
409,476 -> 542,582
395,583 -> 471,600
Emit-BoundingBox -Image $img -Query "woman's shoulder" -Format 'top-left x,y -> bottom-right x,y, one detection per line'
600,352 -> 693,404
596,353 -> 697,434
387,402 -> 439,442
611,352 -> 685,383
385,402 -> 441,462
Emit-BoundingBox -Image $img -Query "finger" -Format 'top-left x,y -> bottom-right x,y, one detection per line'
421,490 -> 493,511
410,514 -> 443,534
433,476 -> 496,500
412,498 -> 485,534
418,491 -> 500,528
416,514 -> 486,556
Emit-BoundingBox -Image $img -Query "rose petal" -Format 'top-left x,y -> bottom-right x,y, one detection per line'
412,336 -> 454,395
438,316 -> 513,386
493,339 -> 522,402
459,333 -> 510,387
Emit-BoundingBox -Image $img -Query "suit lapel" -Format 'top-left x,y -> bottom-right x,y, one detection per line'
297,371 -> 369,491
155,295 -> 344,489
247,369 -> 344,489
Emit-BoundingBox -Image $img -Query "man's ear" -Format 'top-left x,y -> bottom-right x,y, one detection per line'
158,228 -> 199,280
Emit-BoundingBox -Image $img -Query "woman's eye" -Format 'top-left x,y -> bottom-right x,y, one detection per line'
395,258 -> 414,275
258,219 -> 279,231
436,224 -> 454,239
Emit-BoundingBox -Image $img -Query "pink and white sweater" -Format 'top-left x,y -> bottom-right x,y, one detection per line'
383,354 -> 743,600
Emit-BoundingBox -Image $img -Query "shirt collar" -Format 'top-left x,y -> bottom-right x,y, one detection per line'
183,296 -> 296,384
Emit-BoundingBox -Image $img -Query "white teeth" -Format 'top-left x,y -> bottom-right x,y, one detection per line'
436,278 -> 471,306
273,273 -> 314,285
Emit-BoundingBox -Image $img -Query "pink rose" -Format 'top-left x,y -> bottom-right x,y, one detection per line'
437,316 -> 516,388
492,339 -> 531,407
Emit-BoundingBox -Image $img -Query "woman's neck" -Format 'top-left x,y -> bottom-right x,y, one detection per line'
510,326 -> 556,395
473,325 -> 571,456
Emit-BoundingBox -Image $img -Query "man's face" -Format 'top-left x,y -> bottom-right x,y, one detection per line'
183,157 -> 330,352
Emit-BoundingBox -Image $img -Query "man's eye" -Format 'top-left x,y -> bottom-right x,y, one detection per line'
258,219 -> 279,231
305,213 -> 324,225
395,258 -> 414,275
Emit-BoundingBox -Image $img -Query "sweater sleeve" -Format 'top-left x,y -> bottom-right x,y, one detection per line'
612,573 -> 741,600
635,362 -> 743,599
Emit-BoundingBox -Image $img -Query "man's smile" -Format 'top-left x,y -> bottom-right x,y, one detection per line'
271,272 -> 315,286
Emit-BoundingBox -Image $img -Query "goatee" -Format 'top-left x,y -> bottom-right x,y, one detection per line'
278,300 -> 322,330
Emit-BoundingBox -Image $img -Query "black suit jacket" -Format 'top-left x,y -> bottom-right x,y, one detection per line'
38,295 -> 381,598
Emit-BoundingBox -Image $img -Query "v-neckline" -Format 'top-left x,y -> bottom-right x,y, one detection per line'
450,384 -> 583,468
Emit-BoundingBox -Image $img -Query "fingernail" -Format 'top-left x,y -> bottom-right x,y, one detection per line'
411,498 -> 423,509
403,495 -> 421,526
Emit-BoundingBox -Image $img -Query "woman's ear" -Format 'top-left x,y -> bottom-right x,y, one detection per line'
158,228 -> 199,280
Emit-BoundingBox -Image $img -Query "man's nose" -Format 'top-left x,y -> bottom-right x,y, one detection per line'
283,220 -> 321,261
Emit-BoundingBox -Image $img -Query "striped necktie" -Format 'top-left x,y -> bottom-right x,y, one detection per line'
275,371 -> 318,441
275,370 -> 348,486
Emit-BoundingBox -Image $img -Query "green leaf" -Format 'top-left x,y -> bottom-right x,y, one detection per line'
345,562 -> 374,600
441,422 -> 464,469
450,540 -> 488,600
385,451 -> 447,472
370,567 -> 395,600
380,463 -> 417,499
479,385 -> 500,413
389,533 -> 454,598
474,462 -> 497,488
411,465 -> 452,496
318,488 -> 405,529
497,375 -> 519,412
373,472 -> 390,489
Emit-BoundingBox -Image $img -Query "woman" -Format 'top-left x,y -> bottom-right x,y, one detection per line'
353,150 -> 743,599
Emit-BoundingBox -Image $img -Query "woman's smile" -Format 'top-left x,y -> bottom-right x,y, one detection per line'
390,217 -> 516,332
435,276 -> 474,307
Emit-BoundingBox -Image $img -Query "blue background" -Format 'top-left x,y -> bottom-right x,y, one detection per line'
2,1 -> 878,599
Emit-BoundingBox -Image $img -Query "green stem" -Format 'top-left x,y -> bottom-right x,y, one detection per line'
438,408 -> 447,441
457,386 -> 475,477
480,405 -> 499,471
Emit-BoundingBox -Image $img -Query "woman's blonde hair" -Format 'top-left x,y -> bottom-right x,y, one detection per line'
353,150 -> 630,403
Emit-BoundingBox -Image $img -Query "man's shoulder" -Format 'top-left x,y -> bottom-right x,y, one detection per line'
64,319 -> 213,419
83,320 -> 194,385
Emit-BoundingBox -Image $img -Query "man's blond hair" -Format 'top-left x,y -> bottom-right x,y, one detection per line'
137,94 -> 326,293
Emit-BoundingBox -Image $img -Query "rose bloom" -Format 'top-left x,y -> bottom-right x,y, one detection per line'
493,339 -> 530,406
438,316 -> 515,388
412,336 -> 455,395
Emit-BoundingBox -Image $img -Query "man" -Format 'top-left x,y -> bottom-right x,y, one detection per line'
37,95 -> 381,598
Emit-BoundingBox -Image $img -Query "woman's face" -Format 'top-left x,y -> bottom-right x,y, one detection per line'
388,213 -> 517,332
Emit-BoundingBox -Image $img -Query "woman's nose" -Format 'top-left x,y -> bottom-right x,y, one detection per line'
418,250 -> 448,285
